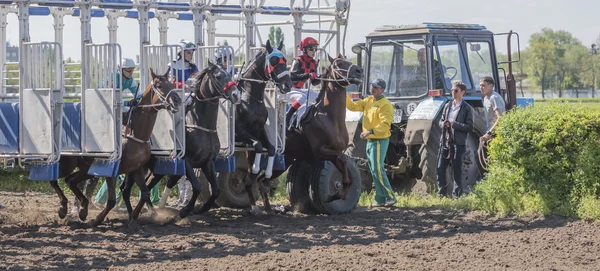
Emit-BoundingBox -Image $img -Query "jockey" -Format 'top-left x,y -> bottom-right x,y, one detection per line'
285,37 -> 321,127
168,39 -> 199,89
118,58 -> 140,125
214,47 -> 236,76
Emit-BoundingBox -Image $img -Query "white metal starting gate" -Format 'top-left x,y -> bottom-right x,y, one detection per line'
80,43 -> 123,177
0,42 -> 64,161
144,44 -> 186,161
78,43 -> 123,158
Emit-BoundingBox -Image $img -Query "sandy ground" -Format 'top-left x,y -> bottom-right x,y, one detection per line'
1,191 -> 600,271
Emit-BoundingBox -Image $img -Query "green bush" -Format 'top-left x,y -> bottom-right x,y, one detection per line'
474,102 -> 600,218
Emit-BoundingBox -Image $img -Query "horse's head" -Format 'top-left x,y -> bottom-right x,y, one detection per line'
192,61 -> 240,104
326,53 -> 363,87
264,40 -> 292,93
146,68 -> 182,113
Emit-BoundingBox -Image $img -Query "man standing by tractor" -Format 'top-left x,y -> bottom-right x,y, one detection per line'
436,81 -> 473,198
479,76 -> 505,141
346,78 -> 397,207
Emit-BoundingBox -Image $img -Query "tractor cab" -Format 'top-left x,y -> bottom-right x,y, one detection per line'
347,23 -> 524,193
351,23 -> 516,120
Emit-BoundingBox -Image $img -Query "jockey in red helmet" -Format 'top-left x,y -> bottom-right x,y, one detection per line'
285,37 -> 321,128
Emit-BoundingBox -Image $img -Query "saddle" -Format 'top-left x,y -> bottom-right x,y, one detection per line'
288,104 -> 318,136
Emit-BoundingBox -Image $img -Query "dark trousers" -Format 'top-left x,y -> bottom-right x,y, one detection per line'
436,144 -> 466,197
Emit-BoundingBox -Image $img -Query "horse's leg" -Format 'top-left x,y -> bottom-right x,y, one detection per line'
146,173 -> 166,208
258,129 -> 276,214
235,122 -> 263,174
259,128 -> 276,179
66,170 -> 91,221
90,176 -> 116,227
180,160 -> 202,218
50,180 -> 69,219
244,172 -> 261,216
129,169 -> 148,229
193,161 -> 220,215
259,179 -> 274,215
161,174 -> 181,209
121,174 -> 136,221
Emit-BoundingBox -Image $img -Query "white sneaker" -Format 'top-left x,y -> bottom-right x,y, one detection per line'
384,199 -> 397,207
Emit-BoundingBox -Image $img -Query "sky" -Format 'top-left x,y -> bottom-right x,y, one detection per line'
5,0 -> 600,62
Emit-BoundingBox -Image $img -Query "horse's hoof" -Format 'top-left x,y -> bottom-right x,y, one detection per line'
179,207 -> 192,219
128,220 -> 139,231
78,207 -> 88,221
249,205 -> 262,216
88,219 -> 101,228
58,207 -> 67,219
192,204 -> 210,215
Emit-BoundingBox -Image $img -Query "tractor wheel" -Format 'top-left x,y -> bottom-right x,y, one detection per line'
308,155 -> 362,215
213,168 -> 260,208
286,161 -> 315,213
360,170 -> 373,194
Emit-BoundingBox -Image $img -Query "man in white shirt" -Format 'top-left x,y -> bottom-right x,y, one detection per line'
480,76 -> 505,141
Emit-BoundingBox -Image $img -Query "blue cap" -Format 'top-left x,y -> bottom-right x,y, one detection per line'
371,78 -> 386,89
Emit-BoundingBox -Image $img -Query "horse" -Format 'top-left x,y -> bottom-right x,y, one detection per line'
235,40 -> 291,215
49,68 -> 181,228
247,53 -> 363,213
134,61 -> 241,219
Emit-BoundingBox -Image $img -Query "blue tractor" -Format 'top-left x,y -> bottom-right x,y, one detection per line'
347,23 -> 532,194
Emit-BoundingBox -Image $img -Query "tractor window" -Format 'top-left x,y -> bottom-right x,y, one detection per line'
466,41 -> 495,91
435,41 -> 473,92
368,41 -> 427,97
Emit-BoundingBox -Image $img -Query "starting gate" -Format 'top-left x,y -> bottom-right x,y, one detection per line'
0,42 -> 64,180
144,44 -> 186,175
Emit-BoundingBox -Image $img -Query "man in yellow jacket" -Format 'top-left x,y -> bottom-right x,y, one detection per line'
346,79 -> 396,207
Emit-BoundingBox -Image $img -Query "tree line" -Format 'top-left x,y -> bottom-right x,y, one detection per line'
504,28 -> 599,98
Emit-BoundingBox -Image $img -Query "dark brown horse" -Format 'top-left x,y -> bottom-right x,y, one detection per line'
49,69 -> 181,228
235,40 -> 291,215
250,54 -> 363,212
135,62 -> 241,219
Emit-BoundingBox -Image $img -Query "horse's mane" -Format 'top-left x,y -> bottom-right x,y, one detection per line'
240,50 -> 266,78
191,64 -> 212,89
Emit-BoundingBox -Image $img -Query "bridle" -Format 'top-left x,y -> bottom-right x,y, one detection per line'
136,80 -> 178,111
238,50 -> 290,102
190,66 -> 238,105
124,77 -> 178,144
186,65 -> 239,134
320,58 -> 361,88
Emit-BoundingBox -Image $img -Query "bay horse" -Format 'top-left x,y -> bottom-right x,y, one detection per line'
248,54 -> 363,213
49,69 -> 181,228
235,40 -> 291,214
132,61 -> 241,219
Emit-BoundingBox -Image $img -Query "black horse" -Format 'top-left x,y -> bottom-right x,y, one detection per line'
132,61 -> 241,219
235,40 -> 292,215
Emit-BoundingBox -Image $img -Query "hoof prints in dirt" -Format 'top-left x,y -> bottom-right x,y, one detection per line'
1,192 -> 600,270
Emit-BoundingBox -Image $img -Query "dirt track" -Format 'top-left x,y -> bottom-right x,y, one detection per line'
1,191 -> 600,270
